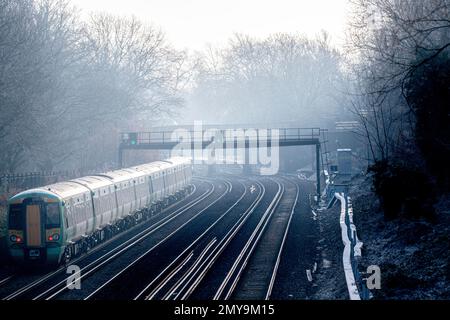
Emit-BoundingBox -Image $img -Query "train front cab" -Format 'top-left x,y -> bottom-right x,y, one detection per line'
7,191 -> 64,266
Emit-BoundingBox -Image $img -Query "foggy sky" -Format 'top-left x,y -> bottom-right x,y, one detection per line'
70,0 -> 351,51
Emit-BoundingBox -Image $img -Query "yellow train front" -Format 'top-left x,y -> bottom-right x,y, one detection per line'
7,190 -> 65,265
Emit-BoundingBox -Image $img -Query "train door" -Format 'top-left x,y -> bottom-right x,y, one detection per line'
111,185 -> 118,222
26,203 -> 42,247
162,171 -> 167,198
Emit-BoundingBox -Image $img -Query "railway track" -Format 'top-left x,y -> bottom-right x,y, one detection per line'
135,180 -> 265,300
0,275 -> 14,287
1,175 -> 309,301
269,176 -> 318,299
231,176 -> 300,300
187,177 -> 281,300
0,179 -> 212,300
213,178 -> 285,300
84,177 -> 242,300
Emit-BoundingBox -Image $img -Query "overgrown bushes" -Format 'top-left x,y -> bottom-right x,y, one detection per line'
406,55 -> 450,192
369,160 -> 436,220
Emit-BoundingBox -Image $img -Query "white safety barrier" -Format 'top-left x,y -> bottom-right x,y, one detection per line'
347,197 -> 363,257
335,192 -> 362,300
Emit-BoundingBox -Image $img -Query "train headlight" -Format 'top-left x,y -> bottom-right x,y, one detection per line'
50,233 -> 60,241
10,235 -> 22,243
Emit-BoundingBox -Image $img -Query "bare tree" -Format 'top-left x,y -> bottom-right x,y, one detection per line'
0,0 -> 82,171
189,32 -> 346,127
81,13 -> 187,120
0,2 -> 189,172
347,0 -> 450,163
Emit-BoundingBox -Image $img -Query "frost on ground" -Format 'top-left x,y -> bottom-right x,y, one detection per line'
351,174 -> 450,300
311,204 -> 348,299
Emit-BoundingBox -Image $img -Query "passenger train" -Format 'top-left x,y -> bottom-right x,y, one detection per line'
6,157 -> 192,266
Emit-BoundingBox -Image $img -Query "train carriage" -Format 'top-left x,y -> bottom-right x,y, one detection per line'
6,157 -> 192,266
69,175 -> 118,239
98,169 -> 142,220
133,164 -> 164,205
147,161 -> 173,200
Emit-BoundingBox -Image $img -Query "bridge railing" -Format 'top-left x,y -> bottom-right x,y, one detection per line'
120,127 -> 321,146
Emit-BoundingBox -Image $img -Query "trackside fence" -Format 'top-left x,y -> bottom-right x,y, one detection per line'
1,171 -> 77,192
0,170 -> 106,207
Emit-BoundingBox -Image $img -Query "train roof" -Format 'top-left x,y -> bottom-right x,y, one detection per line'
148,161 -> 174,169
27,181 -> 91,200
7,157 -> 192,203
8,188 -> 61,203
44,181 -> 91,198
70,175 -> 113,190
167,157 -> 192,166
99,167 -> 144,183
133,163 -> 165,174
130,157 -> 189,175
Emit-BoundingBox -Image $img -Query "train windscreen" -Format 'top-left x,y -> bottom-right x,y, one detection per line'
46,203 -> 61,228
8,204 -> 24,229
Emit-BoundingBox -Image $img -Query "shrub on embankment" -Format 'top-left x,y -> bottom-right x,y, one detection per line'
369,160 -> 436,220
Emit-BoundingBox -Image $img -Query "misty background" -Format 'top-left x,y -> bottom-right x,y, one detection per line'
0,0 -> 449,206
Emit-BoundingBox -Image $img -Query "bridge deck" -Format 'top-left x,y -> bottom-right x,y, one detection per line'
119,128 -> 322,150
117,127 -> 324,199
